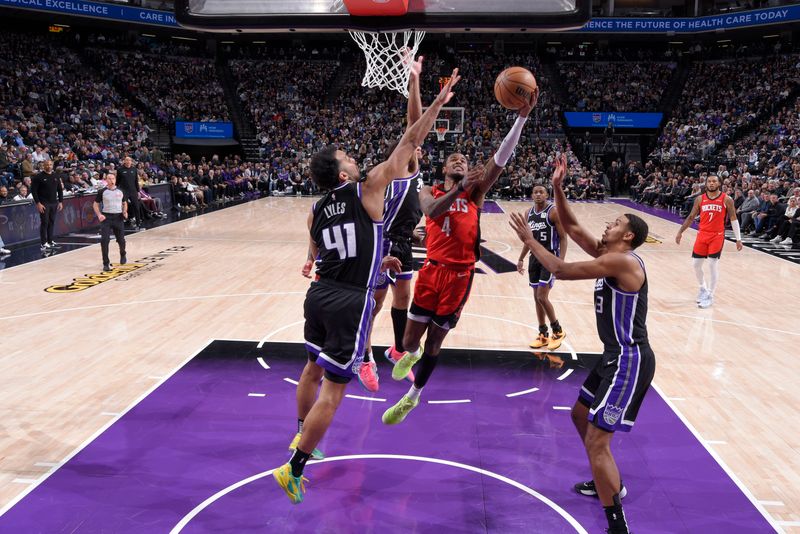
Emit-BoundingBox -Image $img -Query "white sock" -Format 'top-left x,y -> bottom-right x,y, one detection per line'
708,258 -> 720,295
693,257 -> 706,290
407,384 -> 423,401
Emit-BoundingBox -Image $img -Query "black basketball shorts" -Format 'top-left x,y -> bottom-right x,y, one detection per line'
578,343 -> 656,432
304,278 -> 374,383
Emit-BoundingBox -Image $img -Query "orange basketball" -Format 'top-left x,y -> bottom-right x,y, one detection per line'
494,67 -> 537,110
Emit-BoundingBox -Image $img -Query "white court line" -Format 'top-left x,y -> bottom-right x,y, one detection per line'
653,383 -> 783,533
557,368 -> 575,381
506,387 -> 540,398
552,406 -> 572,411
100,412 -> 120,417
247,393 -> 266,397
33,462 -> 58,468
0,291 -> 307,322
257,320 -> 305,348
427,399 -> 471,404
283,378 -> 299,386
345,394 -> 386,402
256,357 -> 270,370
759,501 -> 785,507
0,338 -> 214,518
170,454 -> 588,534
11,479 -> 39,485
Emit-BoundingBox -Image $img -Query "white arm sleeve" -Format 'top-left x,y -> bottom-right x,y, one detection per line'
731,219 -> 741,241
493,115 -> 528,167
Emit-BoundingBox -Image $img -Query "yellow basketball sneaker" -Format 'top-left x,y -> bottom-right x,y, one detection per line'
382,395 -> 420,425
529,332 -> 549,349
288,433 -> 324,460
273,463 -> 308,504
547,330 -> 567,351
391,350 -> 422,381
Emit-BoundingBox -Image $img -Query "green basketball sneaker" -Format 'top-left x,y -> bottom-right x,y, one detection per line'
391,350 -> 422,381
382,395 -> 420,425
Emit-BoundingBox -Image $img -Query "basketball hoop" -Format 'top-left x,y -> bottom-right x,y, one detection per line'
348,30 -> 425,98
436,125 -> 448,142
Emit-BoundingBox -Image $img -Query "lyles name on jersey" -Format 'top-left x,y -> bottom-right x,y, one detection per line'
324,202 -> 347,219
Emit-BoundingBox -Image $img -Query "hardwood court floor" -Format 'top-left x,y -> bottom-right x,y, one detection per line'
0,197 -> 797,530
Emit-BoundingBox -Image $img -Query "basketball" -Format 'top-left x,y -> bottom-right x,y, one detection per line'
494,67 -> 538,110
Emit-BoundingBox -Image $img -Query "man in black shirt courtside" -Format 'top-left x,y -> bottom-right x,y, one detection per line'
31,160 -> 63,252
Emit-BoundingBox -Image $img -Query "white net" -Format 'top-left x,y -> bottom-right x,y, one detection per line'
348,30 -> 425,98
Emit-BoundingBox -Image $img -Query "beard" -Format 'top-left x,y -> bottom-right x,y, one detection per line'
448,171 -> 465,182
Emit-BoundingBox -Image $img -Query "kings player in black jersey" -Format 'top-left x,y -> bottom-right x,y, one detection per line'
516,184 -> 568,352
510,155 -> 655,534
273,64 -> 462,505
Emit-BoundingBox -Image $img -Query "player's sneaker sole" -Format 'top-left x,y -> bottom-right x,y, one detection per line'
384,347 -> 414,382
382,395 -> 419,425
391,351 -> 421,381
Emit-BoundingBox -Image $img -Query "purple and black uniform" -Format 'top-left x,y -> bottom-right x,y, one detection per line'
376,171 -> 422,289
526,203 -> 560,287
580,252 -> 656,432
304,181 -> 383,382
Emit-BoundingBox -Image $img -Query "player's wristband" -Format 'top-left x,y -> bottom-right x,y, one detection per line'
493,115 -> 528,167
731,220 -> 741,241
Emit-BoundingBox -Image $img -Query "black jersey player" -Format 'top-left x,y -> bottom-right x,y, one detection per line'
274,65 -> 461,505
509,155 -> 655,534
516,184 -> 568,351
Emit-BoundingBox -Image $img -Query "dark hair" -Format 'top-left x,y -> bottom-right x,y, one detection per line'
310,146 -> 341,190
624,213 -> 649,250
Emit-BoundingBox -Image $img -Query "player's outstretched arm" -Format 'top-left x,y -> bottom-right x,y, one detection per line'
362,68 -> 461,218
407,56 -> 423,129
510,212 -> 641,288
551,155 -> 603,258
470,92 -> 537,207
551,209 -> 568,261
724,195 -> 743,250
419,164 -> 484,219
676,195 -> 702,245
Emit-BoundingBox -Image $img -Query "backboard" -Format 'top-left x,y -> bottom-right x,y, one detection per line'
175,0 -> 591,33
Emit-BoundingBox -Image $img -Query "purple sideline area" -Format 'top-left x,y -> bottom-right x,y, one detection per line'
611,198 -> 697,228
0,341 -> 773,533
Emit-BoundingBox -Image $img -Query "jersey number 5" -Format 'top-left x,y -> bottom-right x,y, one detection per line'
323,223 -> 357,260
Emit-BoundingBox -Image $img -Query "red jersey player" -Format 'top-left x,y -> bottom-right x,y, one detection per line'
382,89 -> 538,425
676,174 -> 742,308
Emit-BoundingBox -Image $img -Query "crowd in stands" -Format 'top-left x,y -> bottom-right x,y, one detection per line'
2,28 -> 800,248
559,61 -> 675,112
87,49 -> 230,124
653,53 -> 800,162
